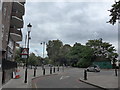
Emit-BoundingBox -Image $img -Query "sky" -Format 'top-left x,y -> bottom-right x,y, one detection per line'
20,0 -> 118,57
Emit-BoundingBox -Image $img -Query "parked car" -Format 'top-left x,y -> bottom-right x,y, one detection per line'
48,64 -> 53,67
86,65 -> 100,72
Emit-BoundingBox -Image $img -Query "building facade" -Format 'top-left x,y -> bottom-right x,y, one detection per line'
1,0 -> 25,84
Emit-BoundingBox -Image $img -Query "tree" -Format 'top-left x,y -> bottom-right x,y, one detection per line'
68,43 -> 94,67
86,38 -> 118,64
36,56 -> 43,66
46,39 -> 63,65
108,0 -> 120,25
28,53 -> 38,68
58,44 -> 72,65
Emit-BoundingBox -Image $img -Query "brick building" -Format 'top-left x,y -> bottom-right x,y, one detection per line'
0,0 -> 25,84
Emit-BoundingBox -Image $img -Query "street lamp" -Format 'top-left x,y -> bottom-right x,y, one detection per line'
24,23 -> 32,83
40,42 -> 46,70
41,42 -> 45,58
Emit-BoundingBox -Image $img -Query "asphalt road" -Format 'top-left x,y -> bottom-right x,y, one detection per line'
32,67 -> 104,89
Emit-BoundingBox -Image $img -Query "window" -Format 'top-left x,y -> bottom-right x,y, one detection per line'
1,24 -> 4,40
4,7 -> 6,17
8,38 -> 14,50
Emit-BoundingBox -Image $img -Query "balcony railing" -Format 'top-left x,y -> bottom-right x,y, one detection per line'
10,28 -> 22,42
11,11 -> 22,19
10,15 -> 23,28
13,0 -> 26,4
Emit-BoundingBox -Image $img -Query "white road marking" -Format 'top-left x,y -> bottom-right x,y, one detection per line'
60,76 -> 70,80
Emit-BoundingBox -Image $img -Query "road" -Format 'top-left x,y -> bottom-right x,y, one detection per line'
32,67 -> 104,89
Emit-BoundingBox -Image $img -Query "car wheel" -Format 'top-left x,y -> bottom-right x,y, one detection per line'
87,69 -> 89,72
94,69 -> 97,72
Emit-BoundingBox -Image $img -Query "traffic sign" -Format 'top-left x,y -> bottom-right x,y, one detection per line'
20,48 -> 29,55
22,55 -> 28,59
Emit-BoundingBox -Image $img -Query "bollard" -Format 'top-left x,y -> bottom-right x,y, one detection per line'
34,68 -> 36,77
57,66 -> 59,72
115,68 -> 117,76
84,70 -> 87,80
43,68 -> 45,75
53,67 -> 55,73
50,67 -> 52,74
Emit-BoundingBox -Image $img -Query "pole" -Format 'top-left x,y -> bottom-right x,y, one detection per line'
43,68 -> 45,75
43,42 -> 45,58
84,70 -> 87,80
42,42 -> 45,70
53,66 -> 55,73
24,31 -> 30,83
115,65 -> 117,76
34,66 -> 36,77
25,35 -> 27,48
23,35 -> 27,69
50,66 -> 52,74
57,65 -> 59,72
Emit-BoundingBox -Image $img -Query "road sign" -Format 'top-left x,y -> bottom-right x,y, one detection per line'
20,48 -> 29,55
20,48 -> 29,59
21,55 -> 28,59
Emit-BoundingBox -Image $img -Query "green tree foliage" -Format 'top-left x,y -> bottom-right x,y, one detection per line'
58,44 -> 71,65
108,0 -> 120,25
46,39 -> 118,68
28,53 -> 38,66
36,56 -> 43,66
44,57 -> 50,65
86,38 -> 118,63
46,39 -> 63,65
68,43 -> 94,67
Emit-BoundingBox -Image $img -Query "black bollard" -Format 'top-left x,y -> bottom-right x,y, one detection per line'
50,67 -> 52,74
2,70 -> 5,84
34,68 -> 36,77
115,68 -> 117,76
53,67 -> 55,73
43,68 -> 45,75
84,70 -> 87,80
57,66 -> 59,72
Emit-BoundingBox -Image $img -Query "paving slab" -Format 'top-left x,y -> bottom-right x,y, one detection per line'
1,66 -> 61,88
79,69 -> 118,89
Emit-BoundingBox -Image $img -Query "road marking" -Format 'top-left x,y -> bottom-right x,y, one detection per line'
60,76 -> 70,80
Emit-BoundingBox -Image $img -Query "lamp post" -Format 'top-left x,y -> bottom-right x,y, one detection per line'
41,42 -> 45,58
40,42 -> 46,70
24,23 -> 32,83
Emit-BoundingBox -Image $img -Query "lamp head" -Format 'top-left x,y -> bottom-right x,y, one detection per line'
27,23 -> 32,32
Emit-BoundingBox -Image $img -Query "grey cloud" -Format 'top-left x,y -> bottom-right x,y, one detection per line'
22,2 -> 118,55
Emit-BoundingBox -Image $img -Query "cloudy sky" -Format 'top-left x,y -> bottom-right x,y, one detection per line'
20,0 -> 118,57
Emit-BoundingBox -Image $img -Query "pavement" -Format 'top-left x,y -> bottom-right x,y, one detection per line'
79,69 -> 119,89
1,66 -> 62,88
